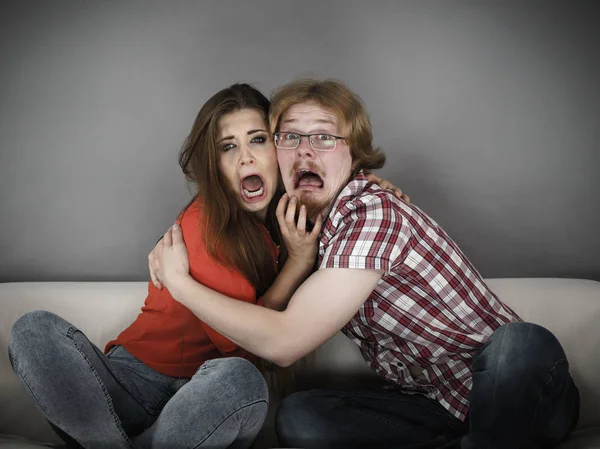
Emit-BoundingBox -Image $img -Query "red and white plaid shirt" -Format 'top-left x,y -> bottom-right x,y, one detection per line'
318,171 -> 521,420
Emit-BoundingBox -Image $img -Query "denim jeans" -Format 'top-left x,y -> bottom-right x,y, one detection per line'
8,311 -> 268,449
275,322 -> 580,449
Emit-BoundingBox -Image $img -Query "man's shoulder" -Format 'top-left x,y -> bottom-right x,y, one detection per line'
339,182 -> 411,221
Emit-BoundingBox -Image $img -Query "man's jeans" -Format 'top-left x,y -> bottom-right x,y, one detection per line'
8,311 -> 268,449
276,322 -> 580,449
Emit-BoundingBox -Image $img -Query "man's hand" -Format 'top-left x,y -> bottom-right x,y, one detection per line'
157,224 -> 191,297
276,193 -> 323,270
148,238 -> 164,290
365,172 -> 411,204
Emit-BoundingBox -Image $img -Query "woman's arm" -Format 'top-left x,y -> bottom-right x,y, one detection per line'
149,194 -> 322,311
259,194 -> 322,311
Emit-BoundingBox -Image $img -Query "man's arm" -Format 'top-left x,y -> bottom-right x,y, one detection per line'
258,258 -> 314,311
169,264 -> 383,367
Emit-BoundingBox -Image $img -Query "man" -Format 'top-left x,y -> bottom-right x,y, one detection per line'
159,79 -> 579,448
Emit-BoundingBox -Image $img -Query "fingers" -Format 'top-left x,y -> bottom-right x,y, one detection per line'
149,243 -> 163,290
150,258 -> 162,290
149,253 -> 159,289
163,227 -> 172,247
390,186 -> 402,199
401,193 -> 410,204
365,172 -> 381,183
276,193 -> 289,230
297,204 -> 307,234
311,213 -> 324,237
285,196 -> 297,225
171,223 -> 183,245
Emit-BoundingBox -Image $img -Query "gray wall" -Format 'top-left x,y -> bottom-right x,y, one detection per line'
1,0 -> 598,283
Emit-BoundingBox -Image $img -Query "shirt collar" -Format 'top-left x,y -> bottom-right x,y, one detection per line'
327,170 -> 370,216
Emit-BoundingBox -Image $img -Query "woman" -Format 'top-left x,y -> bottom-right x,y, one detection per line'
8,84 -> 404,449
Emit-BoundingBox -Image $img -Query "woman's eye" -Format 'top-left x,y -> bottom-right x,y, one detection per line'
251,136 -> 266,144
222,143 -> 235,152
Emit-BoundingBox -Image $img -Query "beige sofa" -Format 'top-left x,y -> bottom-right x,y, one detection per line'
1,279 -> 599,448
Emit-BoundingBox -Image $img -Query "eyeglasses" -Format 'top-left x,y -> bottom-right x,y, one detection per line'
273,132 -> 345,151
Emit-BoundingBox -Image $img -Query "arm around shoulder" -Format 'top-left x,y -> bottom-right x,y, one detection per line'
265,267 -> 383,366
171,267 -> 383,368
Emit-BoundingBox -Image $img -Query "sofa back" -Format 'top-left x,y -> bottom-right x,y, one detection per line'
1,278 -> 599,443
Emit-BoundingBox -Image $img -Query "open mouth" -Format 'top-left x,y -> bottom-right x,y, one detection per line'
240,174 -> 266,202
293,168 -> 324,190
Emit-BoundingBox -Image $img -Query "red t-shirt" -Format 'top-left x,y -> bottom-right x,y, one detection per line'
105,199 -> 278,378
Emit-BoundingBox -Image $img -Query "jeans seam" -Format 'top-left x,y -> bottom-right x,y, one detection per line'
101,345 -> 165,416
66,326 -> 134,447
191,399 -> 268,449
529,356 -> 568,436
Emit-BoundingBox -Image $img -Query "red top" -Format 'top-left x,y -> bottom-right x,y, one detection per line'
105,199 -> 278,378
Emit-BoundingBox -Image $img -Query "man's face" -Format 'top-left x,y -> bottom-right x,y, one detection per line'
276,102 -> 353,220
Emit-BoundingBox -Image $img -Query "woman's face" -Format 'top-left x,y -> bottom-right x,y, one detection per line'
218,108 -> 279,221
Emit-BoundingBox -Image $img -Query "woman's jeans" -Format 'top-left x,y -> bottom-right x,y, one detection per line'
276,322 -> 580,449
8,311 -> 268,449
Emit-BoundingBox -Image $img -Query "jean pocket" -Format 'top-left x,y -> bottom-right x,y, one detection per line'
107,345 -> 147,365
106,344 -> 120,357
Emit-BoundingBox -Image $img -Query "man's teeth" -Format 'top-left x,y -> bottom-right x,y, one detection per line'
243,186 -> 264,198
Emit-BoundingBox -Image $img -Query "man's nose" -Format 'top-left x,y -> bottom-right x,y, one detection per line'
296,137 -> 315,158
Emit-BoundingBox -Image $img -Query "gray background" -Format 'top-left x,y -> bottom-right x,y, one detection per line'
1,0 -> 598,283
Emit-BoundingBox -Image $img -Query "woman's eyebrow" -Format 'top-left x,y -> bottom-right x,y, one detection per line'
216,135 -> 234,144
217,129 -> 267,144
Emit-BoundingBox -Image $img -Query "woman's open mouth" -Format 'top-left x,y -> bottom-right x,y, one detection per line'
240,174 -> 267,203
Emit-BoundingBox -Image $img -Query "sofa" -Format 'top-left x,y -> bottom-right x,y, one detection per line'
1,278 -> 599,448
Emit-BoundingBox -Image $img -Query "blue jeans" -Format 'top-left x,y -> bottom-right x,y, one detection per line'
8,311 -> 268,449
276,322 -> 580,449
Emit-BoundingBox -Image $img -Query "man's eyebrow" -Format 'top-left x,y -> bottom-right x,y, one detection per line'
217,129 -> 267,144
281,118 -> 336,124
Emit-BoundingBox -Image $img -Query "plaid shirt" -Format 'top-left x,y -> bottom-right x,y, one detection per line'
318,171 -> 521,420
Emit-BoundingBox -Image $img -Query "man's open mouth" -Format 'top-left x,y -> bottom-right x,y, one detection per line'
240,174 -> 266,201
293,168 -> 324,189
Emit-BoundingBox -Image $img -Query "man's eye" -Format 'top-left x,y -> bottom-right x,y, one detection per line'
251,136 -> 266,144
283,133 -> 300,140
315,134 -> 334,141
222,143 -> 235,152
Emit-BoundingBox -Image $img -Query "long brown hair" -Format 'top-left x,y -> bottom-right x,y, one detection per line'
179,84 -> 285,297
270,78 -> 386,177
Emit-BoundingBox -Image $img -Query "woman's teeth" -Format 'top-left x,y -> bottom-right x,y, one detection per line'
243,186 -> 264,198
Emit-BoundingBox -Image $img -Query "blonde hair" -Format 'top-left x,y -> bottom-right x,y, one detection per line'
269,79 -> 386,175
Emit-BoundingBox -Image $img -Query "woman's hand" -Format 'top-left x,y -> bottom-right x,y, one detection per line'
157,224 -> 191,297
365,172 -> 411,204
276,193 -> 323,270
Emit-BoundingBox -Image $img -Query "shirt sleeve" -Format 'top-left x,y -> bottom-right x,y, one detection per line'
320,192 -> 411,272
